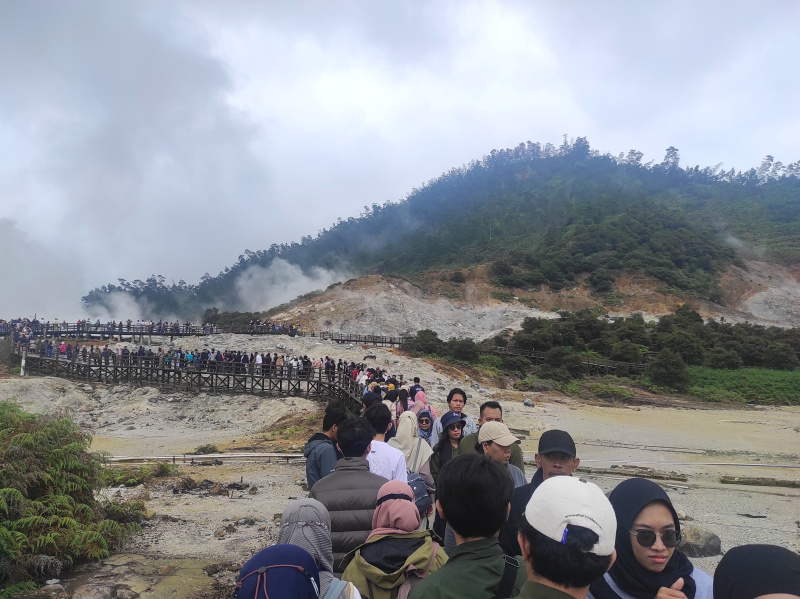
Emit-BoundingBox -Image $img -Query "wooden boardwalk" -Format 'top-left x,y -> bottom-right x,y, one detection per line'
16,351 -> 365,412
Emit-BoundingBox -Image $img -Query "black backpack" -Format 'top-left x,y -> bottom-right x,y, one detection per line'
406,473 -> 432,514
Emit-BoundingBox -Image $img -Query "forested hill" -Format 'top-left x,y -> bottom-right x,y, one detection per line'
82,138 -> 800,317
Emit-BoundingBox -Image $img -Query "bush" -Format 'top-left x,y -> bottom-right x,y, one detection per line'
401,329 -> 443,355
649,349 -> 690,391
450,271 -> 467,283
444,338 -> 480,363
688,367 -> 800,404
610,341 -> 644,363
705,348 -> 743,370
194,444 -> 220,454
585,383 -> 636,399
538,347 -> 588,382
0,403 -> 141,589
513,376 -> 553,392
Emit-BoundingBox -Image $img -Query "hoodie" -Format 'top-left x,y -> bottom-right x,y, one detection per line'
342,531 -> 447,599
304,432 -> 340,489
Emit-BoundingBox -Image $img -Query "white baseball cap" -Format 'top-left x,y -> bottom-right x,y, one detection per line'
524,476 -> 617,556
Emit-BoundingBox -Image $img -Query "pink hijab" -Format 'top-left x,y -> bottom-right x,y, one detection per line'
410,391 -> 436,419
368,481 -> 420,539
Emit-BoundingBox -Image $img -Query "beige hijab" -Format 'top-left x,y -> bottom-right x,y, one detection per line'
389,411 -> 433,473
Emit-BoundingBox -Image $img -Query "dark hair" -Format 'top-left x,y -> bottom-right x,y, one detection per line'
437,454 -> 512,538
336,417 -> 374,457
479,400 -> 502,417
398,389 -> 409,412
322,405 -> 348,432
413,377 -> 420,383
519,519 -> 612,588
447,388 -> 468,406
364,403 -> 393,437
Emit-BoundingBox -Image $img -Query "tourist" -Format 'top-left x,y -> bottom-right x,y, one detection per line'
475,421 -> 527,487
431,388 -> 477,437
388,411 -> 434,483
408,454 -> 527,599
428,411 -> 464,488
516,476 -> 617,599
408,377 -> 424,400
235,544 -> 321,598
310,417 -> 388,574
500,429 -> 581,556
342,480 -> 447,597
416,409 -> 435,446
588,478 -> 713,599
457,400 -> 525,473
304,403 -> 349,489
713,544 -> 800,599
410,390 -> 435,420
277,498 -> 362,599
364,404 -> 407,482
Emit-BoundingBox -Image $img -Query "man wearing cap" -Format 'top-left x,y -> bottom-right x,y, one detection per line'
511,476 -> 616,599
477,421 -> 527,488
499,429 -> 581,556
432,387 -> 478,438
457,400 -> 526,473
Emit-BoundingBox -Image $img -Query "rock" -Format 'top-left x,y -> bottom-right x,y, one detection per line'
214,528 -> 226,538
142,510 -> 157,520
46,579 -> 61,585
248,486 -> 258,495
675,509 -> 687,520
157,565 -> 176,575
125,425 -> 135,430
523,399 -> 535,407
208,484 -> 226,496
258,525 -> 267,531
678,524 -> 722,557
72,583 -> 117,599
225,523 -> 237,533
237,517 -> 256,526
273,513 -> 282,523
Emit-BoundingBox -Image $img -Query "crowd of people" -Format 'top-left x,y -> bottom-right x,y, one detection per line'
242,377 -> 800,599
0,316 -> 303,341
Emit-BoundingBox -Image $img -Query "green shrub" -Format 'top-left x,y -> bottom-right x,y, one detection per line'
491,291 -> 514,302
444,338 -> 480,363
585,383 -> 636,399
649,349 -> 690,391
0,403 -> 141,589
401,329 -> 443,355
194,444 -> 219,454
450,271 -> 467,283
513,376 -> 552,392
687,367 -> 800,404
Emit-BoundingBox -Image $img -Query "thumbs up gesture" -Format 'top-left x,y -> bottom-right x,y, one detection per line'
656,578 -> 687,599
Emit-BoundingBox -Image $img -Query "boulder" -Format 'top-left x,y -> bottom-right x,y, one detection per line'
678,524 -> 722,557
71,583 -> 117,599
523,399 -> 535,407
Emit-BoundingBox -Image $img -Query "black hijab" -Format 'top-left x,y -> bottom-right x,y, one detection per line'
713,544 -> 800,599
590,478 -> 696,599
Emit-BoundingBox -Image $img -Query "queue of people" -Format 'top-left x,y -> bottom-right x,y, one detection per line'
274,384 -> 800,599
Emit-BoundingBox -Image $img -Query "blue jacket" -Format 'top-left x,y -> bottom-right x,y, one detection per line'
304,433 -> 339,489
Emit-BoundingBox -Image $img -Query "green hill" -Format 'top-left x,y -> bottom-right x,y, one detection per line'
82,138 -> 800,317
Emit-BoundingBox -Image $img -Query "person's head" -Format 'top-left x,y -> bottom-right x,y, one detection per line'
446,388 -> 467,414
417,409 -> 433,432
277,499 -> 333,581
236,544 -> 320,599
370,480 -> 420,537
398,388 -> 409,410
437,454 -> 513,539
608,478 -> 684,577
713,544 -> 800,599
535,429 -> 580,479
322,405 -> 348,439
364,403 -> 393,438
440,410 -> 465,444
413,377 -> 420,384
335,417 -> 373,458
519,476 -> 616,588
478,421 -> 520,464
478,400 -> 503,425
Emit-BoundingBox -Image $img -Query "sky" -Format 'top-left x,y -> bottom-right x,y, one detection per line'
1,0 -> 799,319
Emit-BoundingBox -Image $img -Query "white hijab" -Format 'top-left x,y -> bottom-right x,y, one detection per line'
389,411 -> 433,473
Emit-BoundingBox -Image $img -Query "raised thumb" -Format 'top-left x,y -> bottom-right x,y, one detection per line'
670,578 -> 685,591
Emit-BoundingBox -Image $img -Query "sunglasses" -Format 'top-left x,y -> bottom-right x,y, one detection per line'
418,418 -> 431,424
447,423 -> 465,430
629,529 -> 681,548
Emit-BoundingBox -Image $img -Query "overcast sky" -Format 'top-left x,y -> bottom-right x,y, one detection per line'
1,0 -> 799,318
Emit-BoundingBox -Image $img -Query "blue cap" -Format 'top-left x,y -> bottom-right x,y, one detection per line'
440,410 -> 466,430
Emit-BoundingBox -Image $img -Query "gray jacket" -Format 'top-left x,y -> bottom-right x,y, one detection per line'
309,457 -> 388,573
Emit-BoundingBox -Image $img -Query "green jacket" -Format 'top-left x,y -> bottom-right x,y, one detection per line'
505,580 -> 577,599
408,537 -> 526,599
457,430 -> 526,474
342,531 -> 447,599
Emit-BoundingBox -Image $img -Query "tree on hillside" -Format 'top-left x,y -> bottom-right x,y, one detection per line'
649,348 -> 690,391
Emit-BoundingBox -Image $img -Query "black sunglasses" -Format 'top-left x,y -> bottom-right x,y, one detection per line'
418,418 -> 431,424
447,422 -> 465,430
629,529 -> 681,548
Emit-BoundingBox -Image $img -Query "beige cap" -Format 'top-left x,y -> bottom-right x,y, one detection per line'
478,421 -> 520,446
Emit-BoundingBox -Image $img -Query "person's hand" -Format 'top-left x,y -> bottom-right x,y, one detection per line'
655,578 -> 687,599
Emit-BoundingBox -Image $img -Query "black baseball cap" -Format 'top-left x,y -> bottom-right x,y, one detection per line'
538,429 -> 576,457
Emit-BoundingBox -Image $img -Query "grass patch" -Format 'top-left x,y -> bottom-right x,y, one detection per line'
193,444 -> 219,454
513,376 -> 552,392
491,291 -> 514,302
108,462 -> 178,487
585,383 -> 636,399
687,366 -> 800,405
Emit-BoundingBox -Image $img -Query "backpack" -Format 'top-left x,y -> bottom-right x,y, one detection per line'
406,473 -> 432,515
235,544 -> 320,599
322,578 -> 348,599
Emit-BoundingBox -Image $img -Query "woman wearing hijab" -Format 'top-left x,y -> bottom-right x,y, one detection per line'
410,391 -> 436,420
277,498 -> 361,599
342,480 -> 447,598
589,478 -> 713,599
713,544 -> 800,599
415,409 -> 434,445
235,543 -> 321,599
388,411 -> 436,530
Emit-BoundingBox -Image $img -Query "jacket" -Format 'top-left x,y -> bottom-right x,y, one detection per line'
310,457 -> 388,573
304,433 -> 340,489
342,531 -> 447,599
498,468 -> 544,556
408,537 -> 526,599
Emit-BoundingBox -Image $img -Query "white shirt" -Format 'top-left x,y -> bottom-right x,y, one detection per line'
367,440 -> 407,482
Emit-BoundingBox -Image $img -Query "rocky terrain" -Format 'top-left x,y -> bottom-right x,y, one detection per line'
267,260 -> 800,340
2,332 -> 800,598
